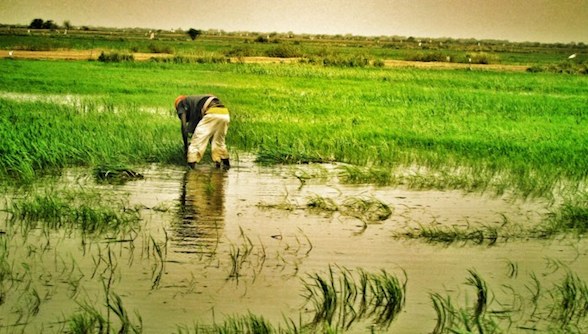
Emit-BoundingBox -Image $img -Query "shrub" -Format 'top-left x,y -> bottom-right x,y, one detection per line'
225,46 -> 258,58
406,52 -> 448,62
97,52 -> 134,63
265,45 -> 302,58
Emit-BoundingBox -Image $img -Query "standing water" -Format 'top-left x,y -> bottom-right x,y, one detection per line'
1,155 -> 586,333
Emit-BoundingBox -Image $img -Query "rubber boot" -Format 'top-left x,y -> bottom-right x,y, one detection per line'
221,158 -> 230,169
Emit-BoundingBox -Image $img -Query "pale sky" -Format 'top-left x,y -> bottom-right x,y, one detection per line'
1,0 -> 587,43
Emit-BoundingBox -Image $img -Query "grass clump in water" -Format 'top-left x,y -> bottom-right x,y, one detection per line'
301,266 -> 407,331
304,194 -> 393,223
537,192 -> 588,237
7,190 -> 140,236
176,313 -> 275,334
94,164 -> 144,184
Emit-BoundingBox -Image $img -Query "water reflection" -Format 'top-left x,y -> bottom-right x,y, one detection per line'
173,168 -> 227,254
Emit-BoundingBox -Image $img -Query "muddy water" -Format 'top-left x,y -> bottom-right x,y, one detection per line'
1,155 -> 586,333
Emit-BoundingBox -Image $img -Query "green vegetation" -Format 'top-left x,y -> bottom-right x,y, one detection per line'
0,98 -> 181,181
301,266 -> 407,331
0,25 -> 587,333
430,268 -> 588,334
1,24 -> 586,66
0,57 -> 586,198
7,189 -> 141,236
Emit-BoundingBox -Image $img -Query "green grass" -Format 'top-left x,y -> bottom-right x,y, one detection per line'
301,266 -> 407,331
0,58 -> 587,198
7,189 -> 141,236
0,97 -> 181,181
2,27 -> 586,66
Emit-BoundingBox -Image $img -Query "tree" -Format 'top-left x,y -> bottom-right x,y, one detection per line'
63,20 -> 72,30
29,18 -> 44,29
187,28 -> 202,40
41,20 -> 58,30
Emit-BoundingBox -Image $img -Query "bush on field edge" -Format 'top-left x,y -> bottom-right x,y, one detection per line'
97,51 -> 134,62
527,61 -> 588,75
405,51 -> 500,64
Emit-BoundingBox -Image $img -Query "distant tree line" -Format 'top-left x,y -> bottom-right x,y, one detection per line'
28,18 -> 62,30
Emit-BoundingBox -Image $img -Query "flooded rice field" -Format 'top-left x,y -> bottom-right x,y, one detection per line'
1,155 -> 587,333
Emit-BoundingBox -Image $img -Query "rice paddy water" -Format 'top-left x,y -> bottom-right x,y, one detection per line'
1,156 -> 587,333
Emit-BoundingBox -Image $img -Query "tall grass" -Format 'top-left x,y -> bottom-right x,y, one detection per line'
1,59 -> 587,198
0,98 -> 181,181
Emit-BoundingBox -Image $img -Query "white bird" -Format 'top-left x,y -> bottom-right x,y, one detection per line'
568,53 -> 577,59
8,51 -> 13,57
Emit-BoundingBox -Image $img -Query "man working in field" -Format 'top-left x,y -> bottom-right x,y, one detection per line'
174,95 -> 231,169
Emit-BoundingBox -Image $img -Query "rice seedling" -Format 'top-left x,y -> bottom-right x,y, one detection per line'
106,292 -> 143,334
7,190 -> 141,237
226,227 -> 266,281
538,192 -> 588,237
337,165 -> 394,186
301,266 -> 407,331
94,164 -> 144,184
67,302 -> 108,334
551,271 -> 588,327
149,235 -> 166,289
305,194 -> 339,214
399,223 -> 516,245
340,196 -> 393,222
2,56 -> 587,199
177,313 -> 276,334
430,270 -> 500,334
465,269 -> 491,333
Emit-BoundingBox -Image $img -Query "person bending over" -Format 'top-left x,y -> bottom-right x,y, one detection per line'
174,95 -> 230,169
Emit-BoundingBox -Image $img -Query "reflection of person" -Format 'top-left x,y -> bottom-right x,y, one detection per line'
174,169 -> 227,252
174,95 -> 231,169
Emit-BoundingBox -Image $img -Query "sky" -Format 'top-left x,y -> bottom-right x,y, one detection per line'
1,0 -> 587,43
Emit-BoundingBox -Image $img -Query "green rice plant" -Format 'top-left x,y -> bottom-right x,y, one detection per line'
177,313 -> 276,334
337,165 -> 394,186
66,293 -> 142,334
305,194 -> 338,214
94,164 -> 144,184
2,57 -> 588,198
255,146 -> 333,165
340,196 -> 393,222
7,190 -> 141,236
67,304 -> 108,334
149,235 -> 166,289
107,292 -> 143,334
399,220 -> 523,245
0,98 -> 182,182
0,237 -> 10,305
301,266 -> 407,331
466,269 -> 491,333
430,293 -> 456,334
551,271 -> 588,327
537,192 -> 588,237
227,227 -> 259,280
430,270 -> 501,334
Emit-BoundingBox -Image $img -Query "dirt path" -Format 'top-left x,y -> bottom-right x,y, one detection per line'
0,49 -> 529,71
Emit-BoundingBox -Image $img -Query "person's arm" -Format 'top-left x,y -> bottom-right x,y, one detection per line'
180,112 -> 189,155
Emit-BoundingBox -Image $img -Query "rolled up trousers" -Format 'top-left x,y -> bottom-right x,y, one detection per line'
187,108 -> 230,163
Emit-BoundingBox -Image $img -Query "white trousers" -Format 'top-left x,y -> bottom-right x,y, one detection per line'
187,113 -> 230,163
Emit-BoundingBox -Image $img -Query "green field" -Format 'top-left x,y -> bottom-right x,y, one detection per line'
1,55 -> 587,198
1,29 -> 588,333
